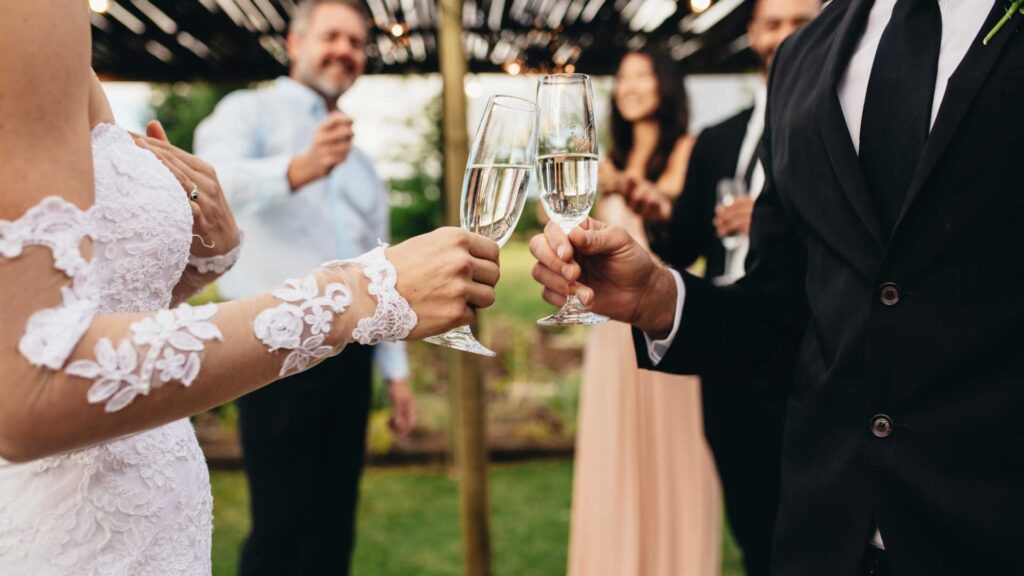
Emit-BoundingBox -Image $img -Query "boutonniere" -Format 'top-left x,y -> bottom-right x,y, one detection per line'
984,0 -> 1023,45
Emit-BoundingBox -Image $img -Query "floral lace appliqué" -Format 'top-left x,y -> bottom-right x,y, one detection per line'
0,196 -> 101,370
254,276 -> 352,377
66,303 -> 222,412
348,246 -> 417,345
187,229 -> 245,274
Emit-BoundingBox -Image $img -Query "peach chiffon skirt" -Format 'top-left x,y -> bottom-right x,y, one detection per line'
568,197 -> 721,576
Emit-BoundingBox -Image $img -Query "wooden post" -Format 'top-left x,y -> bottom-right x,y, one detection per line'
438,2 -> 492,576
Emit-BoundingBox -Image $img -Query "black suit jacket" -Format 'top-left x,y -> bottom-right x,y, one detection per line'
637,1 -> 1024,574
653,106 -> 753,278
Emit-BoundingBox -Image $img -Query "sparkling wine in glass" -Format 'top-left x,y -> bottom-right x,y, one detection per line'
535,73 -> 608,326
712,177 -> 749,286
423,95 -> 539,356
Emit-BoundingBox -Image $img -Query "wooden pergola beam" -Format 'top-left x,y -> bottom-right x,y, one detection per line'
438,1 -> 492,575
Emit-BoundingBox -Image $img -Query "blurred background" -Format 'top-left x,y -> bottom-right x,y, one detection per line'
92,1 -> 765,574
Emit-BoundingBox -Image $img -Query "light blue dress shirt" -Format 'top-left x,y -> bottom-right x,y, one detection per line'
194,76 -> 409,381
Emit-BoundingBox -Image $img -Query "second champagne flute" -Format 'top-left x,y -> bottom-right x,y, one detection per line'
422,95 -> 539,356
535,73 -> 608,326
712,177 -> 749,286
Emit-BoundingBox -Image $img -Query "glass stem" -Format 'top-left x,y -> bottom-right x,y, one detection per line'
563,280 -> 587,311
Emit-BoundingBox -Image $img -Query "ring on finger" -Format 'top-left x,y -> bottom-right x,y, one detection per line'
188,183 -> 199,202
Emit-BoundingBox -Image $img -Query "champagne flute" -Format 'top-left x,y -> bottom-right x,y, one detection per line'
535,73 -> 608,326
712,177 -> 749,286
423,95 -> 539,357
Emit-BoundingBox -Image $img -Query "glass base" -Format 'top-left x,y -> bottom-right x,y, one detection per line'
711,274 -> 740,287
537,296 -> 608,326
422,325 -> 496,357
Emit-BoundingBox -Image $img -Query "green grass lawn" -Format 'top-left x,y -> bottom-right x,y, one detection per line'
212,461 -> 746,576
492,238 -> 557,324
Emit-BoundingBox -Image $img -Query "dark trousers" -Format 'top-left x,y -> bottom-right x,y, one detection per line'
702,375 -> 786,576
237,345 -> 374,576
860,547 -> 892,576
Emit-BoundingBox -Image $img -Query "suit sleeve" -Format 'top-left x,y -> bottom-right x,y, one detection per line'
634,55 -> 809,380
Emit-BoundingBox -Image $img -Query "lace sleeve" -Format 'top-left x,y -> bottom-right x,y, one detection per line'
187,229 -> 244,274
348,246 -> 417,345
58,246 -> 415,412
254,245 -> 417,378
1,196 -> 99,370
65,303 -> 224,412
3,197 -> 416,416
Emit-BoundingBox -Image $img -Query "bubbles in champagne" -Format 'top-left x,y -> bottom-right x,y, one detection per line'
537,153 -> 599,230
461,164 -> 533,246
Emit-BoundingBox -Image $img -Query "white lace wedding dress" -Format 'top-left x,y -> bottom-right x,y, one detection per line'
0,124 -> 213,575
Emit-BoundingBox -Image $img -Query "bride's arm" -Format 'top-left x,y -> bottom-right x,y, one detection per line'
0,2 -> 499,462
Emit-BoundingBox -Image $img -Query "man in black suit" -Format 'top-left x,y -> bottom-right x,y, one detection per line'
638,2 -> 819,574
531,1 -> 1022,573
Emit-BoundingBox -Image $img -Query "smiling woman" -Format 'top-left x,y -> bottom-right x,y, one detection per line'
565,47 -> 719,576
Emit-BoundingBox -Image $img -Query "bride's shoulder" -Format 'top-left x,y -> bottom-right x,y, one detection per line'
0,1 -> 94,219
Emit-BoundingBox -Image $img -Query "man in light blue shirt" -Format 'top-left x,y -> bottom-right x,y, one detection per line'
194,1 -> 413,574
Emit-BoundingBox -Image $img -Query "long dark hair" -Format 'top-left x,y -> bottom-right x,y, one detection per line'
608,48 -> 690,182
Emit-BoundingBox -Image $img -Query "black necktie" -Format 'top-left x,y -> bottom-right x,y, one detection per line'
859,0 -> 942,238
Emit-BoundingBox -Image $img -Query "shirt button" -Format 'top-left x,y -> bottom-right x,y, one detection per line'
879,283 -> 900,306
871,414 -> 894,438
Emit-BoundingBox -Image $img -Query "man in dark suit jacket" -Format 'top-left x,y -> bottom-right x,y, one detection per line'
530,1 -> 1022,574
644,3 -> 818,573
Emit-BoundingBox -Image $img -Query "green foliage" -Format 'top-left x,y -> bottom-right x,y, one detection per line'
385,88 -> 546,242
150,83 -> 241,151
387,92 -> 445,241
489,240 -> 556,323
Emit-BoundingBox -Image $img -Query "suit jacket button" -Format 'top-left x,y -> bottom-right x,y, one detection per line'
871,414 -> 894,438
880,283 -> 900,306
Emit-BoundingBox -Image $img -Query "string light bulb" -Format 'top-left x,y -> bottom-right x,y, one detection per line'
89,0 -> 110,13
390,23 -> 406,37
690,0 -> 712,13
505,61 -> 522,76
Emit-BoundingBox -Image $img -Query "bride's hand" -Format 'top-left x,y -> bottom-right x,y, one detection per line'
133,121 -> 241,259
386,228 -> 501,340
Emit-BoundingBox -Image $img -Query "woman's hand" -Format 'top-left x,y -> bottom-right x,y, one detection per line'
133,121 -> 241,259
598,160 -> 628,196
385,228 -> 501,340
622,179 -> 673,223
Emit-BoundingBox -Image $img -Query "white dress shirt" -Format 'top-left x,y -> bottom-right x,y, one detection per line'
724,84 -> 769,282
195,77 -> 409,380
645,0 -> 993,545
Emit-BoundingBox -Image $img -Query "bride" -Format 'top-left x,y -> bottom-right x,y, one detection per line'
0,2 -> 501,573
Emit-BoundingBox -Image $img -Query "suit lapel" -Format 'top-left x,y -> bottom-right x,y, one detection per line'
893,0 -> 1014,233
815,0 -> 885,250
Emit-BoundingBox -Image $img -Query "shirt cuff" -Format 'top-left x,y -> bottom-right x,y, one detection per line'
642,269 -> 686,366
374,341 -> 410,381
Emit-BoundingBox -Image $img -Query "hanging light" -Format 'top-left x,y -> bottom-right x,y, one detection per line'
89,0 -> 110,13
505,61 -> 522,76
390,23 -> 407,37
690,0 -> 712,14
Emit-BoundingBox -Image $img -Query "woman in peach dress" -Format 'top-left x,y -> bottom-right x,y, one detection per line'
568,49 -> 721,576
